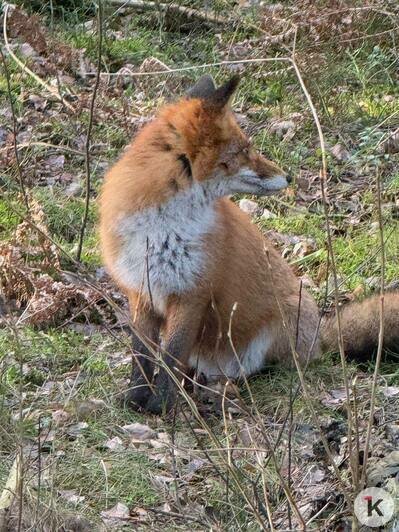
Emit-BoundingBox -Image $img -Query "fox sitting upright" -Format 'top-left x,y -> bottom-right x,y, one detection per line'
100,75 -> 399,414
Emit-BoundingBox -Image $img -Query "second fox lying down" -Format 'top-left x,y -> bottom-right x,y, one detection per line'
100,75 -> 399,414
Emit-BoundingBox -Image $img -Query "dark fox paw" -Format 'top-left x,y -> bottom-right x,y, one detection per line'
144,392 -> 176,415
123,384 -> 152,410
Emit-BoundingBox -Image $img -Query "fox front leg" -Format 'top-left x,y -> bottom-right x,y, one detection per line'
124,296 -> 161,410
144,297 -> 204,415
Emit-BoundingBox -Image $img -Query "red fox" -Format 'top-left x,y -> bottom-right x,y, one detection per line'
100,75 -> 399,414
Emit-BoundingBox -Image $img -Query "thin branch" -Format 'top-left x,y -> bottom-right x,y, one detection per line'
263,245 -> 352,508
109,0 -> 229,25
360,169 -> 386,487
0,141 -> 85,156
76,1 -> 103,262
85,57 -> 293,77
289,55 -> 357,492
0,47 -> 29,210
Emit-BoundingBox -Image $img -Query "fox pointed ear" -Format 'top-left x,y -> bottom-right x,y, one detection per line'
209,75 -> 240,109
187,75 -> 216,99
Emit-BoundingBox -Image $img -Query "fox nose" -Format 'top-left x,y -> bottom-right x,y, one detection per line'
286,174 -> 293,184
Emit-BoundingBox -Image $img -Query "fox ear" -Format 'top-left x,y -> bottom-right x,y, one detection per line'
210,75 -> 240,109
186,75 -> 240,109
187,75 -> 216,99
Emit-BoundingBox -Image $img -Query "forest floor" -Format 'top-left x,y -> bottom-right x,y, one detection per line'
0,1 -> 399,530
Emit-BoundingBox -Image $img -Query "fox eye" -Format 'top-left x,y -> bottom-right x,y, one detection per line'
220,162 -> 229,170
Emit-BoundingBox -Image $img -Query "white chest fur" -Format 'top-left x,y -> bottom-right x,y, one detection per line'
115,180 -> 227,314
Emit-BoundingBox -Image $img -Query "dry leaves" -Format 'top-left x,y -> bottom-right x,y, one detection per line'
101,502 -> 130,525
7,5 -> 94,79
0,200 -> 100,326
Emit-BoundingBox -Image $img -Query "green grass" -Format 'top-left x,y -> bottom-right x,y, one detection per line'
0,198 -> 21,237
31,188 -> 101,266
54,443 -> 158,509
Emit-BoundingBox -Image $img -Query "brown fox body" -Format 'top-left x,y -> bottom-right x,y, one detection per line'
100,75 -> 399,414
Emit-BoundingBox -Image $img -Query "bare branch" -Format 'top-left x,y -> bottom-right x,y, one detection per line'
76,1 -> 103,262
0,47 -> 29,210
109,0 -> 229,25
360,168 -> 386,487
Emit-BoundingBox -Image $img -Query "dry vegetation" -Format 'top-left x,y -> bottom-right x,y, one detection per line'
0,1 -> 399,530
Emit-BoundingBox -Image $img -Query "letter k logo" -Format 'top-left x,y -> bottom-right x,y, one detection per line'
364,495 -> 384,517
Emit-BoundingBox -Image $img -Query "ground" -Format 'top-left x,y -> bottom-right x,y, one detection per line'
0,1 -> 399,530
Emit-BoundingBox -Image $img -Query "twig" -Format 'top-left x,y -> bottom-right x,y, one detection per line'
263,245 -> 352,507
86,57 -> 292,77
226,306 -> 306,529
289,55 -> 357,493
0,46 -> 29,210
0,141 -> 85,156
109,0 -> 229,25
76,1 -> 103,262
360,169 -> 385,487
2,4 -> 75,112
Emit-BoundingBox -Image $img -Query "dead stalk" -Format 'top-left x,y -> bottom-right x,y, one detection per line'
289,56 -> 357,493
109,0 -> 229,25
227,306 -> 306,528
0,47 -> 29,210
360,169 -> 385,487
263,245 -> 352,507
76,0 -> 103,262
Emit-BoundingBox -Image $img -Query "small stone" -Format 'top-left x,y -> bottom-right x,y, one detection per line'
330,143 -> 350,162
75,399 -> 106,420
270,119 -> 295,139
64,181 -> 82,197
239,199 -> 258,215
261,208 -> 276,219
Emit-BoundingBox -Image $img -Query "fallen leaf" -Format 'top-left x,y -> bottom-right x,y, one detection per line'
367,451 -> 399,486
121,423 -> 156,441
101,502 -> 130,522
52,409 -> 70,424
67,422 -> 88,439
382,386 -> 399,398
105,436 -> 124,451
59,489 -> 85,505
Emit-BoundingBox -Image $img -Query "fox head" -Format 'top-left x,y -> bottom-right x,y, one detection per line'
158,74 -> 291,196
